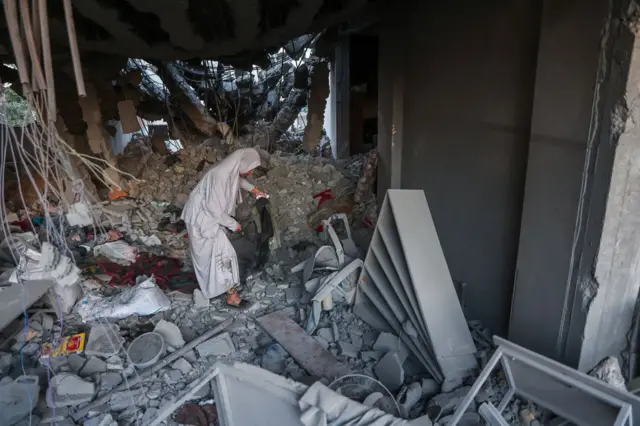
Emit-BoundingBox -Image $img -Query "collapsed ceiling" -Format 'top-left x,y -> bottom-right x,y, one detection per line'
0,0 -> 376,63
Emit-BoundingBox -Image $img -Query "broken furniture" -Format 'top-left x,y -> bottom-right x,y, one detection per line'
448,336 -> 640,426
353,190 -> 477,384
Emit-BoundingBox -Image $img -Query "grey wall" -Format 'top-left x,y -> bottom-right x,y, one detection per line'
378,0 -> 540,335
509,0 -> 635,367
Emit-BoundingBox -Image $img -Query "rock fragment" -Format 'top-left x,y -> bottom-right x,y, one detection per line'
79,357 -> 108,377
195,332 -> 236,357
154,320 -> 186,349
374,351 -> 404,392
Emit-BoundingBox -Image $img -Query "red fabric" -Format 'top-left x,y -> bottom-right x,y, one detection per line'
313,189 -> 335,209
91,254 -> 197,293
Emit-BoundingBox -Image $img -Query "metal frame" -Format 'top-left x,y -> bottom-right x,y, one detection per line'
449,336 -> 639,426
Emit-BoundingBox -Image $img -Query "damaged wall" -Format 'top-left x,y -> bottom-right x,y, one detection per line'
579,31 -> 640,372
378,0 -> 540,335
510,0 -> 636,369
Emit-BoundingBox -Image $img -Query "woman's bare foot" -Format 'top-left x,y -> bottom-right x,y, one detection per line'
226,288 -> 242,307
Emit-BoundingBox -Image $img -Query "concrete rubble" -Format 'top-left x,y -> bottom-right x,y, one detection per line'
0,128 -> 633,426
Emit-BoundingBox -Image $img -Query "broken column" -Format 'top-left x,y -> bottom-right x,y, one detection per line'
78,83 -> 121,188
303,61 -> 329,153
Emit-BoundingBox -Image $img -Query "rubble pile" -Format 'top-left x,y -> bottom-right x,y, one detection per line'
0,149 -> 629,426
253,152 -> 354,246
132,144 -> 227,204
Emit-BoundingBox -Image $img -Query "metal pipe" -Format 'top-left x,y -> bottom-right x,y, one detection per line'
62,0 -> 86,97
38,0 -> 56,117
19,0 -> 46,90
30,0 -> 42,90
3,0 -> 31,88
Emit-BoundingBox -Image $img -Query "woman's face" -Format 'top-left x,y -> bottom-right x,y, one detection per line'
239,169 -> 254,178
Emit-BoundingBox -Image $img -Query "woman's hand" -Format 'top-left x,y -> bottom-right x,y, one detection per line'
251,187 -> 269,199
234,224 -> 242,233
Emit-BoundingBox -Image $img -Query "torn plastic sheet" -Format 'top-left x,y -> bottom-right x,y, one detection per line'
8,242 -> 82,314
65,202 -> 93,227
300,382 -> 410,426
93,241 -> 138,264
75,275 -> 170,322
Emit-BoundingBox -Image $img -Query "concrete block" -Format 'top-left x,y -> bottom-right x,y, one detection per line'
109,388 -> 147,411
79,357 -> 108,377
339,341 -> 360,358
172,357 -> 193,374
428,386 -> 474,416
193,289 -> 209,308
183,349 -> 198,364
99,372 -> 122,393
374,352 -> 404,392
83,413 -> 118,426
588,356 -> 626,391
140,408 -> 158,426
361,351 -> 384,362
85,323 -> 124,358
332,322 -> 340,341
421,378 -> 440,398
67,353 -> 86,373
373,331 -> 410,363
163,369 -> 183,385
47,373 -> 96,408
195,332 -> 236,357
316,328 -> 334,343
265,284 -> 278,297
285,287 -> 303,304
314,336 -> 329,349
38,406 -> 69,424
154,320 -> 185,349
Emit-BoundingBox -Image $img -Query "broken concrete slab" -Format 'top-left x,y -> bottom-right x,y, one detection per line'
83,413 -> 118,426
109,388 -> 147,411
195,332 -> 236,357
339,341 -> 360,359
588,356 -> 626,391
46,373 -> 96,408
80,356 -> 108,377
285,286 -> 303,304
429,386 -> 475,417
374,352 -> 405,392
99,372 -> 123,393
316,327 -> 334,343
85,323 -> 125,358
314,336 -> 330,349
361,351 -> 385,362
163,369 -> 183,385
373,332 -> 409,360
172,357 -> 193,375
67,353 -> 87,373
154,320 -> 185,349
257,310 -> 351,380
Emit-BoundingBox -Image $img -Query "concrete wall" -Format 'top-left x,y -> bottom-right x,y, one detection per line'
379,0 -> 540,334
578,32 -> 640,372
509,0 -> 635,367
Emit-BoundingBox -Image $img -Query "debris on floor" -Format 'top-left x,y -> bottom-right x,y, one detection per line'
1,130 -> 633,426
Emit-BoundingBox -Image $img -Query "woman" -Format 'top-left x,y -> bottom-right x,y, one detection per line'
181,148 -> 267,306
